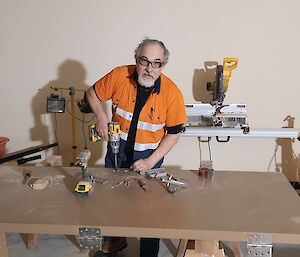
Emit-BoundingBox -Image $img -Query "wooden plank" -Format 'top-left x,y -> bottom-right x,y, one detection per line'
231,241 -> 244,257
194,241 -> 225,257
0,232 -> 8,257
0,166 -> 300,244
26,233 -> 38,249
176,239 -> 188,257
195,240 -> 215,254
184,249 -> 204,257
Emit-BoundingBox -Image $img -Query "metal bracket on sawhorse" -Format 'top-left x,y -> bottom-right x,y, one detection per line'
247,233 -> 272,257
78,227 -> 102,250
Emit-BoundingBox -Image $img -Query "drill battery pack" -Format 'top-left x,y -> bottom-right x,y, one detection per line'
89,124 -> 101,142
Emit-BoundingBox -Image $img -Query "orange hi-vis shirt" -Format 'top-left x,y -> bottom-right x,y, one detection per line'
93,65 -> 187,151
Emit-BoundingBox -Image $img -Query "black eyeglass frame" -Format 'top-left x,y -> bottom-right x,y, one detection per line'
138,57 -> 164,69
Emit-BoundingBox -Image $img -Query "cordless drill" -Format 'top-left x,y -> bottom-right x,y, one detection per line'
88,122 -> 121,170
108,122 -> 121,170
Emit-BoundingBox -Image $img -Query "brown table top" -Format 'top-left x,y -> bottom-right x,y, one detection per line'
0,166 -> 300,244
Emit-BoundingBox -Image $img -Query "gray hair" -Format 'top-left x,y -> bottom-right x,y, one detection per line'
134,38 -> 170,65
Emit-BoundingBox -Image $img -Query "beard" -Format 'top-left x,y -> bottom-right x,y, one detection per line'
138,73 -> 155,88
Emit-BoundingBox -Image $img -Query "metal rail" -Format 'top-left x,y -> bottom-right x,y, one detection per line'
182,127 -> 300,139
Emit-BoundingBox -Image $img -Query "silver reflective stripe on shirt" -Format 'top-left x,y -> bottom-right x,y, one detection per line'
137,120 -> 165,132
115,105 -> 133,121
120,131 -> 161,151
115,106 -> 165,132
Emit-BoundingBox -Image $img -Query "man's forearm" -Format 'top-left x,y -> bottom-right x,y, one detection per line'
86,87 -> 104,116
86,87 -> 109,140
147,133 -> 180,168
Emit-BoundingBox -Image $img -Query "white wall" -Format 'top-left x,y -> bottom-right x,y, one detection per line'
1,0 -> 300,175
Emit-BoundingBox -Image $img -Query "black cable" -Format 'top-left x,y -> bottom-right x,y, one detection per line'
207,140 -> 212,162
66,99 -> 95,123
267,144 -> 279,172
82,113 -> 87,149
54,113 -> 60,155
65,98 -> 95,149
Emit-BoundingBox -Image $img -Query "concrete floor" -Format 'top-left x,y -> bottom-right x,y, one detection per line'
6,234 -> 178,257
6,233 -> 300,257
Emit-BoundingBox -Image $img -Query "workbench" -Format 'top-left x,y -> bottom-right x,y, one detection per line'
0,166 -> 300,257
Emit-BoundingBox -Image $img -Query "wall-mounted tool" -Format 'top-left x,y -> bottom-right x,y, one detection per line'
185,57 -> 249,134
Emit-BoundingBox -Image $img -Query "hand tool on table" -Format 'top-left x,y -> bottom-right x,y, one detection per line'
140,168 -> 186,194
74,149 -> 95,197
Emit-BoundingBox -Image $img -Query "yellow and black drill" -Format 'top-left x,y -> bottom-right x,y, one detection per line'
89,122 -> 121,170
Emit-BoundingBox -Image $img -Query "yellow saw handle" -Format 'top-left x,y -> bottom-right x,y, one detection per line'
223,57 -> 238,90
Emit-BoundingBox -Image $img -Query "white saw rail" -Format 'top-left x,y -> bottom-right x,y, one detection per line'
182,127 -> 300,139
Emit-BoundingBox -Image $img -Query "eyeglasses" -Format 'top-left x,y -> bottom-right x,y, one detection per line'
138,57 -> 163,69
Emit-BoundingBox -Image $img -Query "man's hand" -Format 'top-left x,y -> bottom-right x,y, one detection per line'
131,133 -> 180,173
130,158 -> 153,173
95,114 -> 109,141
86,87 -> 110,141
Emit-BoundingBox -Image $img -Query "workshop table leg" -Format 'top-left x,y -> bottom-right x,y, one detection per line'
26,233 -> 38,249
231,241 -> 244,257
0,232 -> 8,257
176,239 -> 188,257
184,240 -> 225,257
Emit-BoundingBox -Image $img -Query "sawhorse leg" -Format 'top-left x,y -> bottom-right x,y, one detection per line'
177,240 -> 225,257
26,233 -> 38,249
0,232 -> 8,257
176,239 -> 188,257
231,241 -> 244,257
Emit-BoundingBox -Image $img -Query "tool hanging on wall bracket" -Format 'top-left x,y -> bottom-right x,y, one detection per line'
88,122 -> 121,170
185,57 -> 250,135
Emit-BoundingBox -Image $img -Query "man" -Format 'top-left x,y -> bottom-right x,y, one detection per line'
86,38 -> 187,257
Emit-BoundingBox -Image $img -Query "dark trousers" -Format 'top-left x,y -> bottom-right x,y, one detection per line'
104,140 -> 163,257
140,238 -> 160,257
104,237 -> 160,257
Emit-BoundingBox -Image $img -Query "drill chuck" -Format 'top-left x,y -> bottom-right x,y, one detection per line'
108,122 -> 121,169
109,140 -> 120,154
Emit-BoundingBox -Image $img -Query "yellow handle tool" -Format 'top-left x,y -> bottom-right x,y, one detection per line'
109,122 -> 121,137
223,57 -> 238,91
108,122 -> 121,170
89,124 -> 102,142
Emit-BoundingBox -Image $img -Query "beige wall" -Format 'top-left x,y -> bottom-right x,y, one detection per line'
1,0 -> 300,175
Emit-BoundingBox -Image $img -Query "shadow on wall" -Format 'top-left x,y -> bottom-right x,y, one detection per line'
30,59 -> 104,167
192,61 -> 219,102
276,115 -> 300,182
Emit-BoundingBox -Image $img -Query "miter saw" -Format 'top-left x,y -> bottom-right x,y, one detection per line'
185,58 -> 249,133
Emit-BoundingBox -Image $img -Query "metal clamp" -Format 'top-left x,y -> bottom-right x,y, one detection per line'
247,233 -> 272,257
140,168 -> 167,178
78,227 -> 102,250
161,176 -> 186,187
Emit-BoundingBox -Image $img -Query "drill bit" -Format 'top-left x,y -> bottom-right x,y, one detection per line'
114,154 -> 118,171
